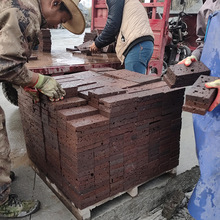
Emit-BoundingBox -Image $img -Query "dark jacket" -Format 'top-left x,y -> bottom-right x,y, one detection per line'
95,0 -> 125,49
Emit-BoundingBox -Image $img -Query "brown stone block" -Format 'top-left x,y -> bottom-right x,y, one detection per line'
59,82 -> 78,98
88,86 -> 126,100
183,75 -> 219,115
59,79 -> 97,90
58,105 -> 99,121
109,78 -> 138,89
110,165 -> 123,177
109,112 -> 138,128
99,93 -> 138,108
41,96 -> 87,111
128,81 -> 167,93
95,183 -> 110,201
104,69 -> 161,85
110,180 -> 124,196
163,62 -> 210,88
124,159 -> 138,177
94,144 -> 110,166
124,175 -> 138,191
67,114 -> 109,132
110,153 -> 124,165
133,87 -> 166,101
109,136 -> 124,156
45,165 -> 62,189
61,148 -> 94,170
109,122 -> 136,137
67,128 -> 109,149
62,166 -> 95,193
78,83 -> 104,93
72,71 -> 101,80
62,181 -> 97,209
94,162 -> 110,185
100,102 -> 137,118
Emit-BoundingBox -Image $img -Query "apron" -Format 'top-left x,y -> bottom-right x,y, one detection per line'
188,11 -> 220,220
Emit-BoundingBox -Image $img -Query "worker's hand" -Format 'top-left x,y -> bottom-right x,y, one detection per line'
23,87 -> 40,104
205,79 -> 220,111
90,42 -> 99,53
34,74 -> 66,101
178,55 -> 197,67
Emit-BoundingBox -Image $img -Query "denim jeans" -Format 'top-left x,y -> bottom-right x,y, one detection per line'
124,41 -> 154,74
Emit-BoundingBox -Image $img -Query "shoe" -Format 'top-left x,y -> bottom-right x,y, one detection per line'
0,194 -> 40,218
10,171 -> 15,182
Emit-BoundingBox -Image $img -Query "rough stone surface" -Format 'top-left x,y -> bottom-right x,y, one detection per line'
183,75 -> 219,115
18,69 -> 185,214
163,62 -> 210,88
92,166 -> 199,220
162,190 -> 185,219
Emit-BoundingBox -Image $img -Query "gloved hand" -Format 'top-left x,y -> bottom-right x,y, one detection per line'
205,79 -> 220,111
23,87 -> 40,104
34,74 -> 66,101
178,55 -> 197,67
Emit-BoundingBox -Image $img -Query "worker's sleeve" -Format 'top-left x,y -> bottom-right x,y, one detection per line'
0,8 -> 35,87
94,0 -> 125,49
192,4 -> 213,61
191,41 -> 204,61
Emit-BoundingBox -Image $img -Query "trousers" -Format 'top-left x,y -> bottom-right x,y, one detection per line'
124,40 -> 154,74
0,106 -> 11,205
188,11 -> 220,220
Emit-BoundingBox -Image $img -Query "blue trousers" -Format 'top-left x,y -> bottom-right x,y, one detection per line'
124,41 -> 154,74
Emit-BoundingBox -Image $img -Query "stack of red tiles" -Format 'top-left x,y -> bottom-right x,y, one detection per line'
18,69 -> 185,210
41,29 -> 52,52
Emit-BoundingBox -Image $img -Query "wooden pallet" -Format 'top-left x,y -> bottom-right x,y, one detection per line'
32,164 -> 176,220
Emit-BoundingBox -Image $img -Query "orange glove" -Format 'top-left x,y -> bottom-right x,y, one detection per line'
23,87 -> 40,103
178,55 -> 197,67
205,79 -> 220,111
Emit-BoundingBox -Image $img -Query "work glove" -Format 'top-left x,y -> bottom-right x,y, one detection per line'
205,79 -> 220,111
34,74 -> 66,101
178,55 -> 197,67
23,87 -> 40,104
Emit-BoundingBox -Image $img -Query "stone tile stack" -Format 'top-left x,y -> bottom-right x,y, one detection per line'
18,69 -> 185,210
41,29 -> 52,52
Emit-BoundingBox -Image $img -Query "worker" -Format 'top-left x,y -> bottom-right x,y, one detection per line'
89,0 -> 154,75
179,0 -> 220,68
179,0 -> 220,219
0,0 -> 85,218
